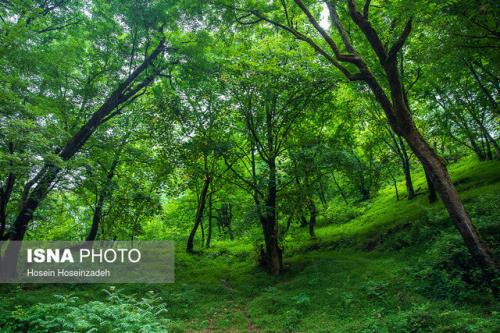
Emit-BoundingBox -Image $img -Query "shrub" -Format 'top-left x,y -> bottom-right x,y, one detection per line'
8,287 -> 169,333
410,233 -> 488,301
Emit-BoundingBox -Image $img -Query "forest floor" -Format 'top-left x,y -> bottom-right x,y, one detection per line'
1,157 -> 499,332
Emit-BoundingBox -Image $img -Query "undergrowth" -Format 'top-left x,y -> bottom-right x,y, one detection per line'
1,158 -> 499,332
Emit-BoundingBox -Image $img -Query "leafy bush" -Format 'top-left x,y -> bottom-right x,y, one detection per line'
388,306 -> 499,333
358,304 -> 498,333
363,280 -> 390,301
468,193 -> 500,247
8,287 -> 169,333
410,233 -> 488,301
408,193 -> 500,302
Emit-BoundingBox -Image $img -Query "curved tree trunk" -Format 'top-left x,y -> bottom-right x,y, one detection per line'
186,175 -> 211,253
385,60 -> 499,293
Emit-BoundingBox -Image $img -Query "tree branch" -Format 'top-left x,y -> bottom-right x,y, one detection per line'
386,18 -> 412,65
346,0 -> 387,63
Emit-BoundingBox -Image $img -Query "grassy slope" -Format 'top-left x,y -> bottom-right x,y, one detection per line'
1,158 -> 499,332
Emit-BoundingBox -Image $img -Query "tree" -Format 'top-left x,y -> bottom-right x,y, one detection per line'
221,34 -> 332,274
0,0 -> 176,278
231,0 -> 499,290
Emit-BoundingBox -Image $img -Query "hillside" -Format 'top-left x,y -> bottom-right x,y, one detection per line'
1,158 -> 499,332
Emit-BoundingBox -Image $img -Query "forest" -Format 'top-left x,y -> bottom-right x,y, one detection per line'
0,0 -> 499,332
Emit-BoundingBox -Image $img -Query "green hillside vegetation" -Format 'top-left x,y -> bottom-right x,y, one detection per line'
1,158 -> 498,332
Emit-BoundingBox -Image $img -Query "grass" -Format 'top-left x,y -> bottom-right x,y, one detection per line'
1,157 -> 499,332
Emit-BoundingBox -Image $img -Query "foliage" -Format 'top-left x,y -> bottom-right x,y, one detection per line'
0,0 -> 499,331
5,287 -> 168,333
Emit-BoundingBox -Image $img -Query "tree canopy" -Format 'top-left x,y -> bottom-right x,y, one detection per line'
0,0 -> 499,324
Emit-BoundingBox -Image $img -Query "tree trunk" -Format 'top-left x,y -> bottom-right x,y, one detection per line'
483,133 -> 493,160
457,118 -> 487,160
390,173 -> 400,201
86,191 -> 105,241
389,66 -> 498,294
0,173 -> 15,240
200,214 -> 205,245
424,167 -> 437,203
318,182 -> 328,207
259,157 -> 282,275
482,129 -> 500,159
402,158 -> 415,199
387,129 -> 415,199
86,153 -> 120,241
299,214 -> 308,227
260,213 -> 282,276
370,40 -> 498,294
399,136 -> 415,200
206,190 -> 213,248
186,175 -> 211,253
472,140 -> 487,161
332,172 -> 348,204
308,198 -> 317,239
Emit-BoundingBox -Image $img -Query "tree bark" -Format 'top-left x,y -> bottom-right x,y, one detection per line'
332,172 -> 348,204
399,136 -> 415,199
483,133 -> 493,160
471,138 -> 487,161
307,198 -> 317,239
86,191 -> 105,241
0,142 -> 16,240
86,153 -> 120,241
259,157 -> 282,275
186,175 -> 211,253
390,173 -> 400,201
200,214 -> 205,245
0,173 -> 15,240
206,190 -> 213,248
482,128 -> 500,160
424,167 -> 437,203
